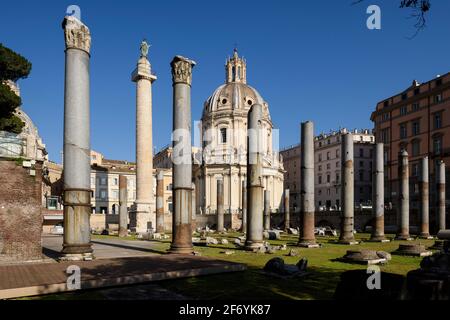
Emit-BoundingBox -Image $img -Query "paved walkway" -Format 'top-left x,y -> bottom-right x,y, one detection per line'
0,254 -> 246,299
0,235 -> 246,299
42,235 -> 163,260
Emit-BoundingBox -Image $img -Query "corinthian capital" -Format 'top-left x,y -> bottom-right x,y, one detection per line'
62,16 -> 91,54
171,55 -> 196,86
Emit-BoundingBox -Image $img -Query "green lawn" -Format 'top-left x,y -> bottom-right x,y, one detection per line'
140,232 -> 436,300
22,232 -> 436,300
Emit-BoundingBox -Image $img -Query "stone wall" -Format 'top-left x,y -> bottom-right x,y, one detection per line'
0,159 -> 43,260
90,214 -> 120,233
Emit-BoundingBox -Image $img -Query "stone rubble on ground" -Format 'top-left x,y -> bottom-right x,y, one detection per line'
206,237 -> 219,245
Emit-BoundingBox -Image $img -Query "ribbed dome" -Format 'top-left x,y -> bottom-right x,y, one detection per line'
203,82 -> 267,116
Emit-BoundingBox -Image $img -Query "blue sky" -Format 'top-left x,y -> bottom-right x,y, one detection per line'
1,0 -> 449,163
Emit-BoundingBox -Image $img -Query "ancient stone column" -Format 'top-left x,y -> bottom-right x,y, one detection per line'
217,179 -> 224,232
191,182 -> 196,231
264,190 -> 271,231
241,180 -> 247,233
339,133 -> 357,244
130,40 -> 157,234
244,104 -> 264,251
370,143 -> 388,242
419,157 -> 431,238
299,121 -> 318,247
396,150 -> 411,240
438,161 -> 446,232
169,56 -> 196,255
61,15 -> 93,260
284,189 -> 290,231
156,170 -> 165,234
119,175 -> 128,238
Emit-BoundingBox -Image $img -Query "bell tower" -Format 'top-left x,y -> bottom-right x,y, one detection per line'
225,49 -> 247,84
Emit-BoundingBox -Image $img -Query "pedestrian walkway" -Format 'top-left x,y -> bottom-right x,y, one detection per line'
0,254 -> 246,299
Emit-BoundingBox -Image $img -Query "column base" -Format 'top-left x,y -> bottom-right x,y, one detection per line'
59,252 -> 94,261
130,202 -> 155,234
298,242 -> 320,248
244,241 -> 264,252
168,245 -> 194,255
338,239 -> 359,245
396,235 -> 414,241
368,237 -> 390,243
419,234 -> 434,240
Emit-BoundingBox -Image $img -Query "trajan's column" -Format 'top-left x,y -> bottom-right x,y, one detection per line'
61,15 -> 93,260
130,40 -> 157,234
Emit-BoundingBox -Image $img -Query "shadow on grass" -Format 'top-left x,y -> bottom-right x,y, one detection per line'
157,265 -> 346,300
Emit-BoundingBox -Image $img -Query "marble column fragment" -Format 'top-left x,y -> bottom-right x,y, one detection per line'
169,56 -> 196,255
263,190 -> 270,231
119,175 -> 128,238
370,143 -> 388,242
299,121 -> 318,247
156,170 -> 165,234
284,189 -> 290,231
244,104 -> 264,251
217,179 -> 224,232
241,180 -> 247,233
339,133 -> 357,244
396,150 -> 411,240
61,15 -> 93,260
419,157 -> 431,238
438,161 -> 446,232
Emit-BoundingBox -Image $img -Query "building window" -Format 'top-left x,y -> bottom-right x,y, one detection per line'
326,163 -> 331,170
412,120 -> 420,136
336,173 -> 340,183
381,129 -> 389,143
412,103 -> 420,111
327,152 -> 330,160
400,123 -> 407,139
434,94 -> 442,104
400,105 -> 408,115
336,161 -> 339,168
434,113 -> 442,129
113,177 -> 118,186
383,100 -> 389,108
412,140 -> 420,157
100,177 -> 107,185
112,190 -> 118,199
336,149 -> 340,158
433,136 -> 443,155
359,171 -> 364,181
220,128 -> 227,144
318,154 -> 322,162
318,165 -> 322,172
414,88 -> 420,96
327,175 -> 330,183
100,190 -> 107,199
412,163 -> 419,177
318,175 -> 322,184
359,161 -> 364,168
359,148 -> 364,158
401,93 -> 407,101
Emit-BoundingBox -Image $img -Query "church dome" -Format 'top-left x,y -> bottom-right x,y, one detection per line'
202,49 -> 271,121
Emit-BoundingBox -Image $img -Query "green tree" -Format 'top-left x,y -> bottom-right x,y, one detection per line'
0,44 -> 32,134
